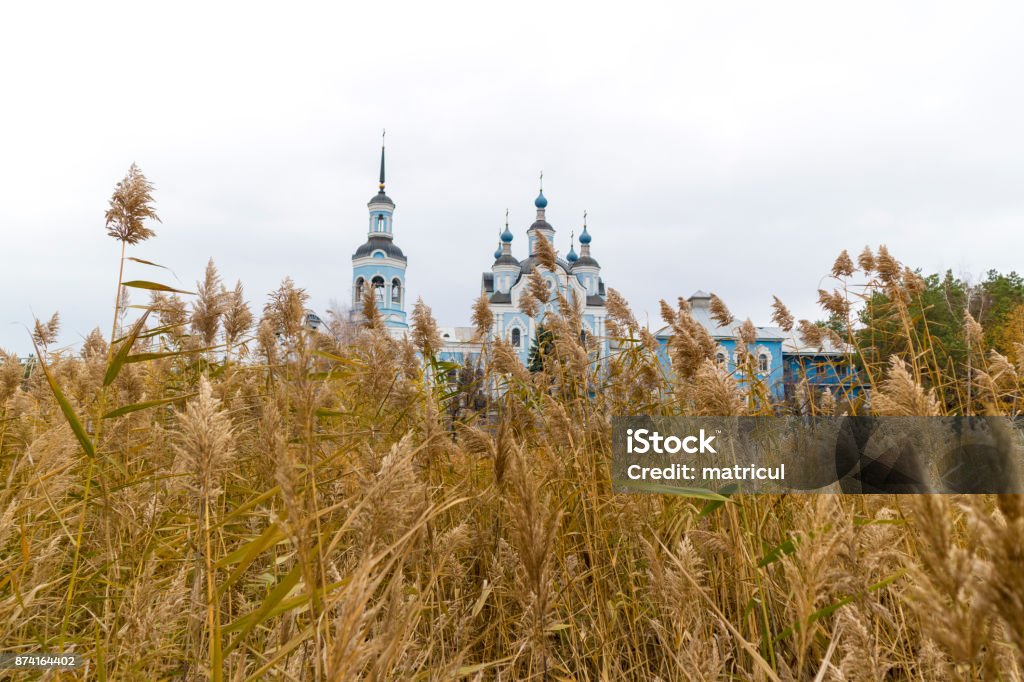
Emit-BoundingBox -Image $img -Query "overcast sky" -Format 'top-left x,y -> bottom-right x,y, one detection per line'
3,1 -> 1024,352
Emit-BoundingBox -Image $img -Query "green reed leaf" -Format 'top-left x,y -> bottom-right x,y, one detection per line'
103,309 -> 150,387
121,280 -> 195,295
101,392 -> 196,419
31,338 -> 95,458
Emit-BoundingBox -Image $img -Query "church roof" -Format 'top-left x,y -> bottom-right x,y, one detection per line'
782,333 -> 851,356
571,255 -> 600,269
528,219 -> 553,232
493,254 -> 520,267
353,236 -> 406,261
368,191 -> 394,207
650,291 -> 786,341
439,326 -> 478,343
518,255 -> 572,274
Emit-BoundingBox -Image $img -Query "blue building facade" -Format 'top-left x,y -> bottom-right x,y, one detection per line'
655,292 -> 788,400
654,291 -> 859,406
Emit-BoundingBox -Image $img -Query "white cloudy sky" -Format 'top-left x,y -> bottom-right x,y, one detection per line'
2,1 -> 1023,352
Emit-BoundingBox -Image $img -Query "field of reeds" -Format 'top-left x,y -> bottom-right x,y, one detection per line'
2,166 -> 1023,680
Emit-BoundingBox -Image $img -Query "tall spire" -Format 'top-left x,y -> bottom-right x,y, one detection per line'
378,129 -> 386,192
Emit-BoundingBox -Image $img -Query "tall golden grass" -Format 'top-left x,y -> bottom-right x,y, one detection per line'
1,167 -> 1022,680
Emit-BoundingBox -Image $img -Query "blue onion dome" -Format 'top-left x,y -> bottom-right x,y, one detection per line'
494,245 -> 503,260
579,225 -> 591,244
567,245 -> 578,262
501,226 -> 514,242
534,190 -> 548,209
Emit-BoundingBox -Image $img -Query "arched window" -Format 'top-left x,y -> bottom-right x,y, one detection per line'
354,277 -> 365,305
511,328 -> 521,348
391,278 -> 401,305
758,353 -> 769,373
372,276 -> 385,304
715,352 -> 726,367
376,214 -> 385,233
580,329 -> 587,345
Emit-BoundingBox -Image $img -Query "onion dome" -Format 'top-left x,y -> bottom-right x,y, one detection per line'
534,190 -> 548,209
494,245 -> 503,260
501,226 -> 514,242
571,213 -> 599,269
567,245 -> 578,262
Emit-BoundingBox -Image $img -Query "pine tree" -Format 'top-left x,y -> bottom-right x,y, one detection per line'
527,325 -> 555,373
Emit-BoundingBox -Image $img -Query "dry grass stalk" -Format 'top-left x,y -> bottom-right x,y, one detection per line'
471,293 -> 494,341
872,356 -> 940,416
771,295 -> 794,332
410,298 -> 442,358
105,163 -> 160,245
709,293 -> 733,327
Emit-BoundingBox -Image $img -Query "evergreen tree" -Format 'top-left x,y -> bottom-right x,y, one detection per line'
974,270 -> 1024,353
527,324 -> 555,373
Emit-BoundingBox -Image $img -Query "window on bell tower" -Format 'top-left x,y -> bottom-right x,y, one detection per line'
354,277 -> 365,305
376,215 -> 385,233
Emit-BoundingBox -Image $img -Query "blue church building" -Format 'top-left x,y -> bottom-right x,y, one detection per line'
351,144 -> 408,333
347,141 -> 856,405
472,184 -> 611,366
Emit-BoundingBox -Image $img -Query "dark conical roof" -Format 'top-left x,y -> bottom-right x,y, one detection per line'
493,254 -> 521,267
353,236 -> 406,261
571,255 -> 600,269
368,190 -> 394,206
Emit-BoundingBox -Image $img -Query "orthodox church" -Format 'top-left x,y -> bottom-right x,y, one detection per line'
350,143 -> 609,366
348,142 -> 855,402
469,184 -> 611,365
